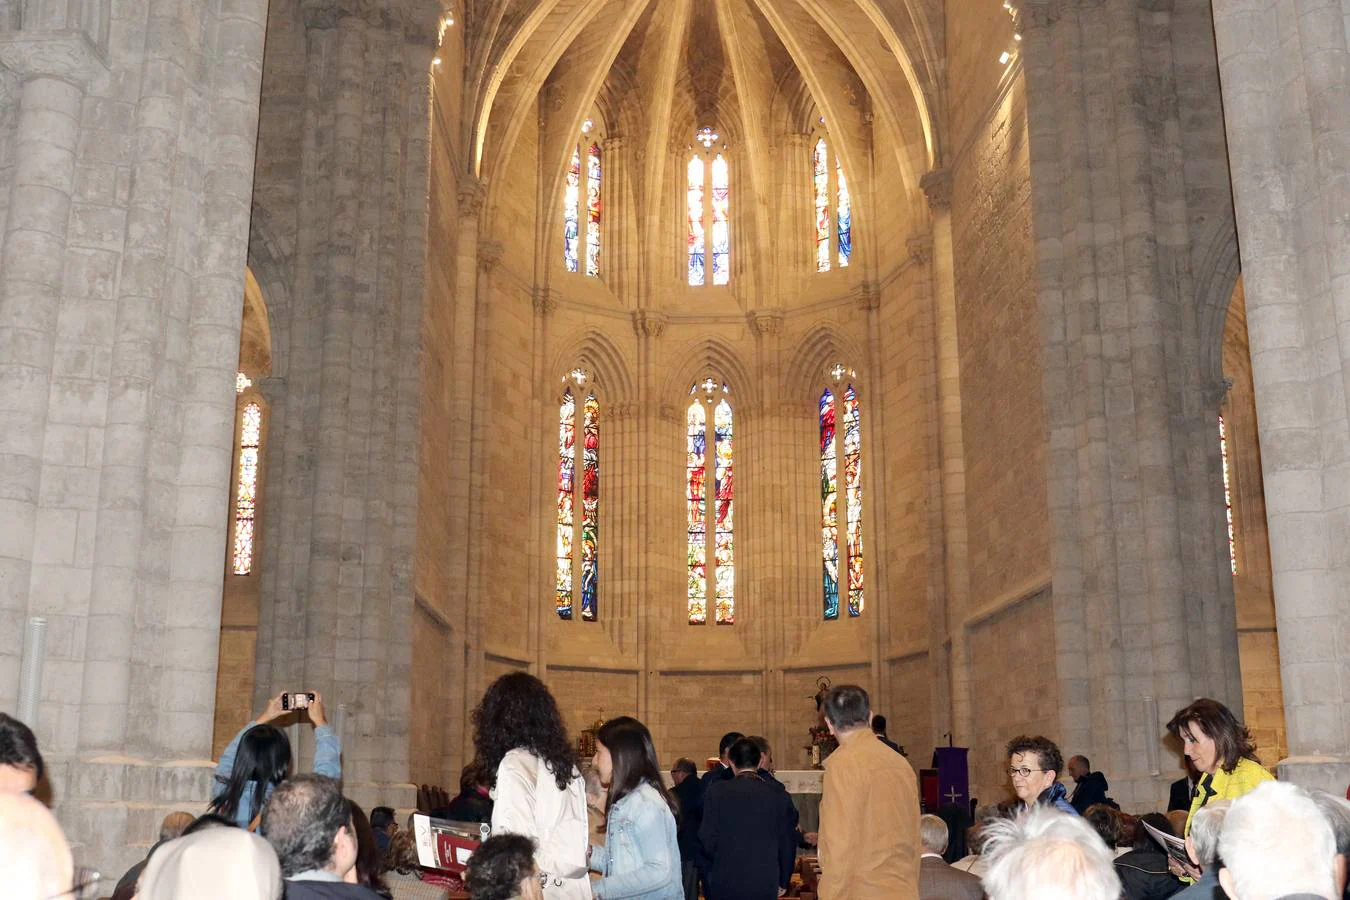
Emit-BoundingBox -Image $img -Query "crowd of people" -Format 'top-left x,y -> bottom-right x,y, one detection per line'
1,683 -> 1348,900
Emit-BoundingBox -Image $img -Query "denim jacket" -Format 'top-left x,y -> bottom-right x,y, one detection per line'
213,723 -> 342,828
589,781 -> 683,900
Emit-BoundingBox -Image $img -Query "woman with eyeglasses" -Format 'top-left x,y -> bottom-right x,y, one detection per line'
1005,735 -> 1078,815
587,717 -> 683,900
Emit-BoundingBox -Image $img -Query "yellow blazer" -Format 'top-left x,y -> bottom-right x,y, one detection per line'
1185,756 -> 1273,834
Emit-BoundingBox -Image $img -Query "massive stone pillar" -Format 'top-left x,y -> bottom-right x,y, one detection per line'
249,0 -> 435,807
0,0 -> 267,871
1211,0 -> 1350,792
1022,0 -> 1244,807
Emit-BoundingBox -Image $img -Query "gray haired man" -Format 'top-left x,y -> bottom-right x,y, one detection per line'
1171,800 -> 1229,900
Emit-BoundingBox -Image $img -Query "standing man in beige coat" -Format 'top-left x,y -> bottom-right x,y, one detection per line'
817,685 -> 921,899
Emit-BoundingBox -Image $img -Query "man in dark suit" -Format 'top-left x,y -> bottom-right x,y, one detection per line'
872,715 -> 905,755
699,738 -> 797,900
695,731 -> 743,889
918,814 -> 983,900
670,758 -> 703,900
1169,759 -> 1199,812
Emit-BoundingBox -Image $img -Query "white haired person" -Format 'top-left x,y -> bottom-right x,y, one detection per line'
1171,800 -> 1229,900
1217,781 -> 1341,900
982,804 -> 1122,900
1309,791 -> 1350,900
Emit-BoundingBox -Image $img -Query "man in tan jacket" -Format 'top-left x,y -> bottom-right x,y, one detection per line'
817,685 -> 921,899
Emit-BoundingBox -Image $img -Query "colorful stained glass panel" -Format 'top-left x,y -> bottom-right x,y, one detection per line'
580,394 -> 600,620
814,139 -> 831,273
586,144 -> 602,277
837,160 -> 852,268
232,403 -> 263,575
1220,414 -> 1236,575
556,389 -> 576,618
843,385 -> 864,616
711,155 -> 730,286
713,399 -> 734,624
820,389 -> 839,619
564,147 -> 581,273
688,156 -> 706,286
687,401 -> 708,623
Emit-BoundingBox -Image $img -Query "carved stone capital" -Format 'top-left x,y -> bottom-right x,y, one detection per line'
609,402 -> 641,421
0,31 -> 108,83
853,282 -> 880,312
259,375 -> 288,403
532,286 -> 561,315
920,168 -> 952,212
657,403 -> 683,425
1026,0 -> 1061,28
301,0 -> 344,29
457,177 -> 486,217
632,309 -> 668,339
749,311 -> 785,336
907,234 -> 933,266
477,240 -> 503,273
1208,376 -> 1235,408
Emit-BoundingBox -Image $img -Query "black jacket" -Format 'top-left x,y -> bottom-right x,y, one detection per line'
671,773 -> 704,862
432,788 -> 494,824
1115,849 -> 1184,900
284,878 -> 386,899
698,774 -> 797,900
1069,771 -> 1110,814
1168,776 -> 1195,813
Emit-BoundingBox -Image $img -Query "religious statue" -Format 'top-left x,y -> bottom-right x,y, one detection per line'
577,710 -> 605,759
805,676 -> 839,768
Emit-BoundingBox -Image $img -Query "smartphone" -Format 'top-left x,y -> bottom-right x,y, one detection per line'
282,691 -> 316,711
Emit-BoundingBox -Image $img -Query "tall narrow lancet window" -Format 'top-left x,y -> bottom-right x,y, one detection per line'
556,369 -> 601,620
232,374 -> 263,575
821,365 -> 864,618
563,118 -> 602,277
688,126 -> 730,287
688,379 -> 735,624
810,132 -> 854,271
814,139 -> 832,273
1219,413 -> 1237,575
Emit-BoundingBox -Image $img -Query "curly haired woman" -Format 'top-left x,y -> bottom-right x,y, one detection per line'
472,673 -> 590,899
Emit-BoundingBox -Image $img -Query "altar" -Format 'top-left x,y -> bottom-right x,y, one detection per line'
775,769 -> 825,832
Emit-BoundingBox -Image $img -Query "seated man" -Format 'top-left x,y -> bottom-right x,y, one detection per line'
1218,781 -> 1341,900
918,814 -> 982,900
260,773 -> 382,899
983,804 -> 1122,900
1006,735 -> 1077,815
0,791 -> 74,900
1066,755 -> 1110,814
1172,801 -> 1229,900
369,806 -> 397,854
0,713 -> 43,794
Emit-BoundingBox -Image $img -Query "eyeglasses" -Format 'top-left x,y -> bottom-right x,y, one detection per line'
1008,767 -> 1050,779
48,867 -> 101,900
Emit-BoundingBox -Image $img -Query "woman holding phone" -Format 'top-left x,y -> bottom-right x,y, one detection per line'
588,717 -> 682,900
473,673 -> 591,899
211,691 -> 341,829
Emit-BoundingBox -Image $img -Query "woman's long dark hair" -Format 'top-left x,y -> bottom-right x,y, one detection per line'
1166,698 -> 1260,773
351,802 -> 391,898
209,724 -> 291,822
597,716 -> 678,819
472,673 -> 578,792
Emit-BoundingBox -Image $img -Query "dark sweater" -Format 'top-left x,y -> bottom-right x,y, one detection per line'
285,878 -> 386,899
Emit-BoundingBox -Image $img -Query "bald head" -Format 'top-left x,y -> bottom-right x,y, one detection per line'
0,792 -> 73,899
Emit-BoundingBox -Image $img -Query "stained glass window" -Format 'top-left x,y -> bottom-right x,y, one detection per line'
556,389 -> 576,618
820,389 -> 840,619
586,144 -> 602,278
232,402 -> 262,575
837,159 -> 852,268
843,385 -> 864,615
687,400 -> 708,623
1220,414 -> 1236,575
580,394 -> 600,620
711,155 -> 730,286
713,398 -> 735,624
688,156 -> 706,286
564,147 -> 581,273
814,139 -> 831,273
688,384 -> 735,624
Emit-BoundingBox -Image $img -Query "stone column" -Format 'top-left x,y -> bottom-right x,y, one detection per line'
1212,0 -> 1350,791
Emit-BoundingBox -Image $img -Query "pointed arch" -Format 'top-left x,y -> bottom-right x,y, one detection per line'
550,327 -> 636,404
661,337 -> 756,413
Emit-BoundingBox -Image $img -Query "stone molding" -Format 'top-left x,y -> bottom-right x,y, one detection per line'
300,0 -> 434,32
632,309 -> 668,339
907,234 -> 934,266
0,30 -> 107,83
457,177 -> 487,217
749,310 -> 785,336
657,402 -> 682,424
920,168 -> 952,212
532,286 -> 561,315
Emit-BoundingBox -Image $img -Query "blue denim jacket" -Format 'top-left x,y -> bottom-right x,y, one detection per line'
213,723 -> 342,828
590,781 -> 683,900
